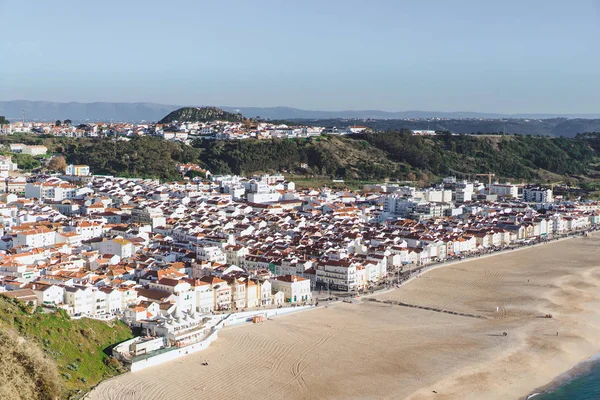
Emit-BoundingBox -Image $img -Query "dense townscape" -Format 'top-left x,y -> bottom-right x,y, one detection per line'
1,114 -> 600,391
0,144 -> 599,369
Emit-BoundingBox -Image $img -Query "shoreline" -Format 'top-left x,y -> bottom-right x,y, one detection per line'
404,232 -> 600,400
523,352 -> 600,399
88,233 -> 600,400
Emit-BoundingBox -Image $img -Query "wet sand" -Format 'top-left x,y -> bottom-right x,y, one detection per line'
88,234 -> 600,400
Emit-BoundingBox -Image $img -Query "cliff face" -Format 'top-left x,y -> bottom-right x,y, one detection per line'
0,327 -> 61,400
159,107 -> 246,124
0,296 -> 133,399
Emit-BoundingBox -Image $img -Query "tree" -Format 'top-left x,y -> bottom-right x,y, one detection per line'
63,119 -> 72,126
0,116 -> 8,127
48,155 -> 68,172
185,169 -> 206,179
11,154 -> 40,170
55,120 -> 61,127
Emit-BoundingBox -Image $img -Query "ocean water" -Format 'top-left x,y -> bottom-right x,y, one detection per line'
533,359 -> 600,400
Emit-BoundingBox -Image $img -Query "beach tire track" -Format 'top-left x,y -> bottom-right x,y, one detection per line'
274,328 -> 337,397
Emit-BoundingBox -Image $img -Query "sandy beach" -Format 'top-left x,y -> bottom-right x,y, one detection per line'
88,234 -> 600,400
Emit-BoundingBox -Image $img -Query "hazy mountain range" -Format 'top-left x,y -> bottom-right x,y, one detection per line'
2,100 -> 600,122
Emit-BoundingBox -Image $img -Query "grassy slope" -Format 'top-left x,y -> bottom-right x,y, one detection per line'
0,296 -> 133,399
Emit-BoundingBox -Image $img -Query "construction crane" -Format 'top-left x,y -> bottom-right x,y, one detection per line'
475,173 -> 496,194
548,181 -> 563,191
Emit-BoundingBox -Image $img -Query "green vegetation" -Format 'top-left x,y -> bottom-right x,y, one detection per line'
0,132 -> 599,184
12,153 -> 41,170
0,296 -> 133,399
159,106 -> 246,124
359,131 -> 597,181
192,132 -> 599,184
184,169 -> 206,179
56,136 -> 197,180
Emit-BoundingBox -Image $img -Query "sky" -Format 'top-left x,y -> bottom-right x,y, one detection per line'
1,0 -> 599,114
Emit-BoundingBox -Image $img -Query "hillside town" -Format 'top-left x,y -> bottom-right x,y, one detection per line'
1,119 -> 375,142
0,160 -> 598,366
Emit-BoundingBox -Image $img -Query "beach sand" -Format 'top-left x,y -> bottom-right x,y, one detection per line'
88,235 -> 600,400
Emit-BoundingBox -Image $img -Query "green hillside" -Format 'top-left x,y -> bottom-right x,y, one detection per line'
1,131 -> 600,185
0,296 -> 133,399
159,106 -> 246,124
192,132 -> 599,183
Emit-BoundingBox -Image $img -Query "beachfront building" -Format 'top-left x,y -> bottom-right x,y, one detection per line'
258,279 -> 272,306
245,279 -> 259,308
316,259 -> 358,291
142,308 -> 210,347
199,275 -> 232,311
149,278 -> 195,313
271,275 -> 312,304
226,277 -> 246,309
188,279 -> 215,313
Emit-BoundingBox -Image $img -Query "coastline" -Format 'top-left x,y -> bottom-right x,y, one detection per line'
523,352 -> 600,399
399,232 -> 600,400
89,234 -> 600,400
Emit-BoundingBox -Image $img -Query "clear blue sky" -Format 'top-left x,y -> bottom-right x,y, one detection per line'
1,0 -> 599,113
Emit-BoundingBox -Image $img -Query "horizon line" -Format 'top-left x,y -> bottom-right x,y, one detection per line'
1,99 -> 599,118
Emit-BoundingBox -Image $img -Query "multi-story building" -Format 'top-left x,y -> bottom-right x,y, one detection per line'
316,259 -> 357,291
131,206 -> 166,228
490,183 -> 519,199
523,186 -> 553,203
14,227 -> 56,248
271,275 -> 312,303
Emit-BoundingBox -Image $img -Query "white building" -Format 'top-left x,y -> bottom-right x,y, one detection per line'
30,283 -> 64,306
523,186 -> 553,203
22,145 -> 48,156
0,156 -> 18,178
14,228 -> 56,248
95,238 -> 135,259
65,164 -> 91,176
490,183 -> 519,199
247,191 -> 281,204
316,259 -> 357,292
270,275 -> 312,303
454,181 -> 474,203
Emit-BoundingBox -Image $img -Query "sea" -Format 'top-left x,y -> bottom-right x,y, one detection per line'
531,355 -> 600,400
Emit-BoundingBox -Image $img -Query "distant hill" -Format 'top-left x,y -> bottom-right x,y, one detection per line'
551,119 -> 600,137
219,106 -> 600,120
288,118 -> 600,138
158,106 -> 246,124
